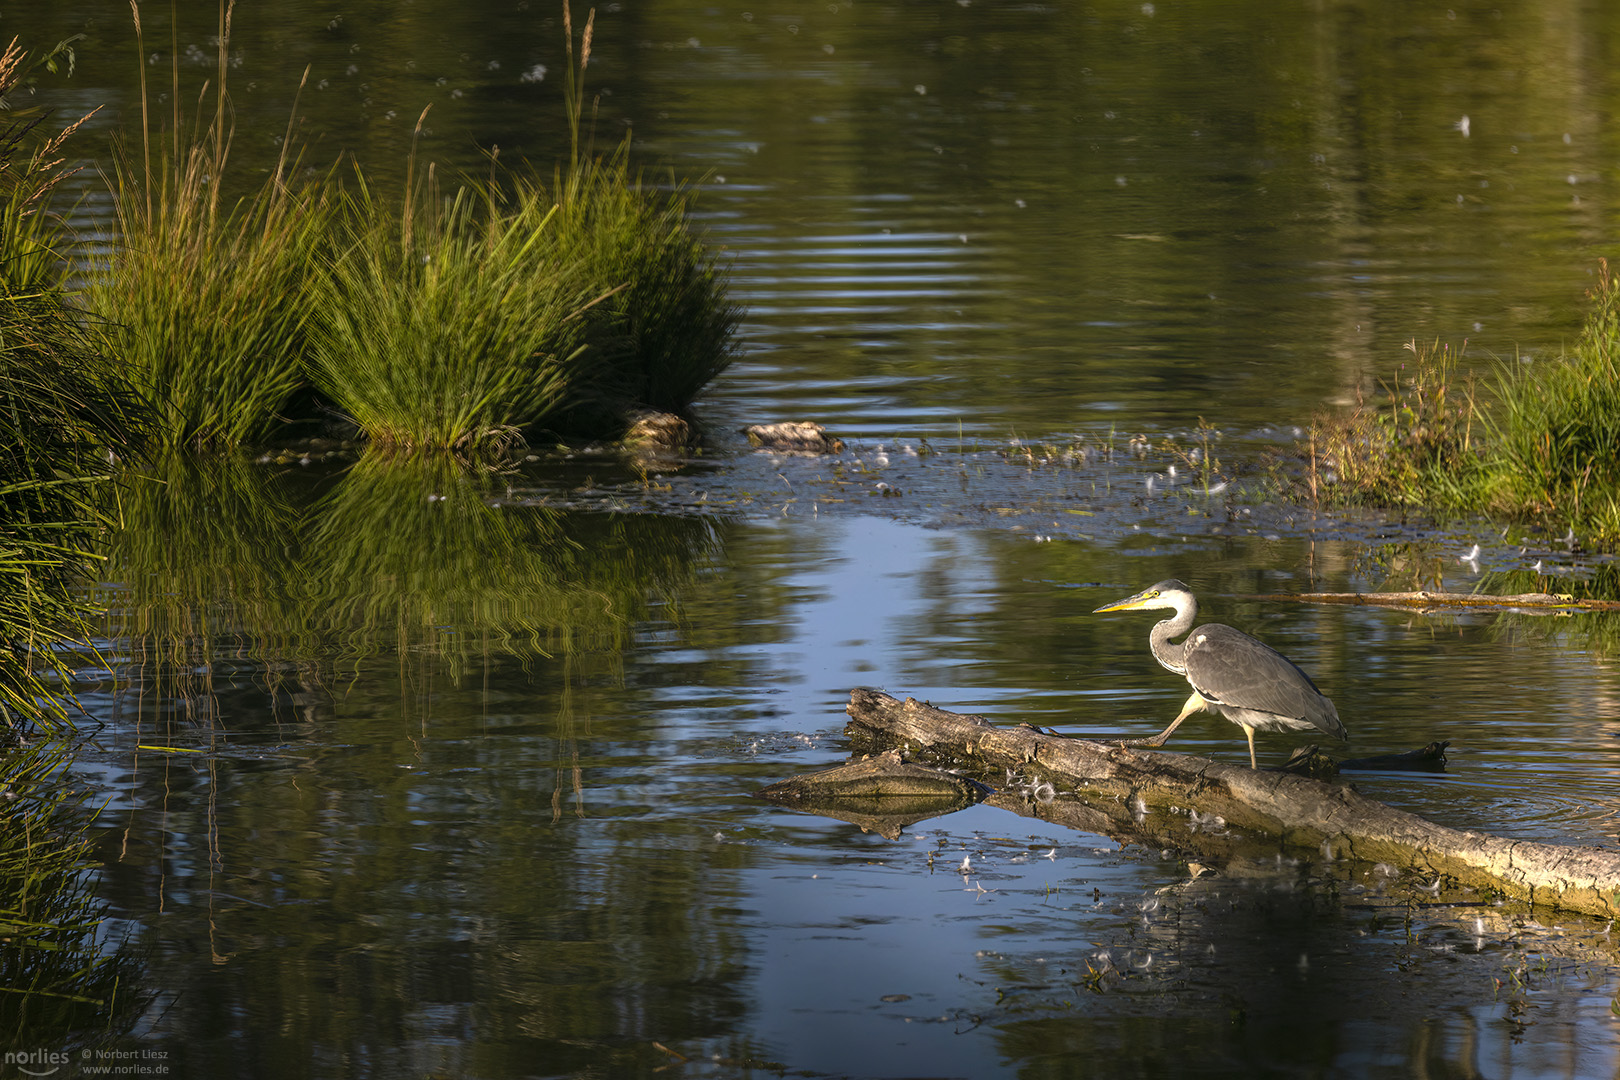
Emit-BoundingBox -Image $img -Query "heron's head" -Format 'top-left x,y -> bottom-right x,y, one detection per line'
1092,579 -> 1195,615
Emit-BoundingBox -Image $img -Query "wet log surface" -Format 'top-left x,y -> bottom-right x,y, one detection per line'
843,688 -> 1620,918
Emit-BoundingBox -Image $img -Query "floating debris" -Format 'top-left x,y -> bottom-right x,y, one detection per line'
622,409 -> 693,452
743,421 -> 845,454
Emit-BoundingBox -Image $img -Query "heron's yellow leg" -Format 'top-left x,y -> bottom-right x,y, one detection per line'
1241,724 -> 1257,770
1122,691 -> 1207,749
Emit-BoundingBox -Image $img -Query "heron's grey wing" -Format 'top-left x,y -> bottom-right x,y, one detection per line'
1182,623 -> 1344,738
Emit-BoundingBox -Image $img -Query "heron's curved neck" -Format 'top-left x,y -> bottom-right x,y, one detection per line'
1148,600 -> 1197,674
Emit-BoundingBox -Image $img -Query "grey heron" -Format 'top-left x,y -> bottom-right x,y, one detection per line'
1092,579 -> 1346,768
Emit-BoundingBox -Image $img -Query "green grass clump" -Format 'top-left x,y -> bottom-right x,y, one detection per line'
83,2 -> 737,455
85,158 -> 333,449
5,0 -> 740,467
309,146 -> 741,456
83,3 -> 334,449
306,8 -> 738,453
544,5 -> 739,427
1485,259 -> 1620,541
304,153 -> 597,456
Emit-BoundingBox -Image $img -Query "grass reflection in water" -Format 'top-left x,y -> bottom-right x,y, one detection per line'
0,741 -> 143,1049
99,451 -> 721,738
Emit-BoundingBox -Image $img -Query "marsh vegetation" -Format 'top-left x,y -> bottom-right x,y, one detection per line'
6,2 -> 1620,1073
1300,261 -> 1620,544
82,2 -> 737,456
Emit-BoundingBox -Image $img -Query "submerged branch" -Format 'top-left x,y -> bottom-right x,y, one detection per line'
1248,590 -> 1620,613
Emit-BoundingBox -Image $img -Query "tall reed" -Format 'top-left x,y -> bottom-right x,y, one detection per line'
547,4 -> 740,425
86,1 -> 334,449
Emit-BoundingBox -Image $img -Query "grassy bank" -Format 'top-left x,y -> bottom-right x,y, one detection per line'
0,46 -> 148,1041
0,39 -> 146,735
1301,260 -> 1620,546
87,2 -> 738,456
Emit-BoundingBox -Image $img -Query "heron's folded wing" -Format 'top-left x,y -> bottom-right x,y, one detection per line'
1183,623 -> 1343,736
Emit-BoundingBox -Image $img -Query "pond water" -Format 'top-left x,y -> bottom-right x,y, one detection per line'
14,0 -> 1620,1076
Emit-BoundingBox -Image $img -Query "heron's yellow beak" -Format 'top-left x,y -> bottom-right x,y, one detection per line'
1092,589 -> 1156,614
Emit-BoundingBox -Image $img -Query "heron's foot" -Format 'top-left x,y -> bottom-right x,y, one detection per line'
1118,735 -> 1169,750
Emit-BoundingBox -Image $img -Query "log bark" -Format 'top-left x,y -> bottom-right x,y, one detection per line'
844,688 -> 1620,918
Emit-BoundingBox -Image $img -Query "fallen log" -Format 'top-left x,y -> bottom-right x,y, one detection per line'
843,688 -> 1620,918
